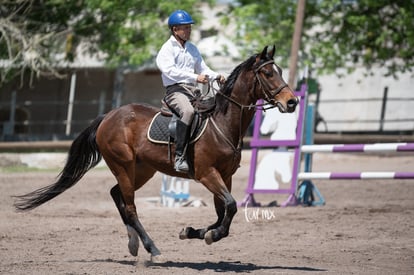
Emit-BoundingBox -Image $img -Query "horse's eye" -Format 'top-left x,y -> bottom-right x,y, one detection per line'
263,69 -> 273,77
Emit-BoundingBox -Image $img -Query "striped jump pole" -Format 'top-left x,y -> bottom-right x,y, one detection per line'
301,142 -> 414,153
299,142 -> 414,180
298,171 -> 414,180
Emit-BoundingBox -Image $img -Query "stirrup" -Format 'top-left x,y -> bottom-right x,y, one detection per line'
175,156 -> 189,172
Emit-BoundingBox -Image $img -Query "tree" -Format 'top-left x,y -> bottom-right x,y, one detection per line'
0,0 -> 85,85
4,1 -> 411,87
221,0 -> 296,68
0,0 -> 210,86
223,0 -> 414,78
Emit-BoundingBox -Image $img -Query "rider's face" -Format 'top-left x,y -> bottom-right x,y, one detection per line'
174,24 -> 192,41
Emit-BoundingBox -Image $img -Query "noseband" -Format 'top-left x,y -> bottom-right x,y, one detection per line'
254,60 -> 288,104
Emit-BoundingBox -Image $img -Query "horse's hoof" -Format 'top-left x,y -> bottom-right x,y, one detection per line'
179,228 -> 189,240
126,225 -> 139,256
151,254 -> 165,264
204,230 -> 214,245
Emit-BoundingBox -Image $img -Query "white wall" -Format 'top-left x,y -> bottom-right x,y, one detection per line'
317,68 -> 414,132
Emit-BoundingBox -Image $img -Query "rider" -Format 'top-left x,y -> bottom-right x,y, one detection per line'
156,9 -> 225,173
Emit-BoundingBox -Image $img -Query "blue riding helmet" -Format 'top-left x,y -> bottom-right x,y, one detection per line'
168,10 -> 194,28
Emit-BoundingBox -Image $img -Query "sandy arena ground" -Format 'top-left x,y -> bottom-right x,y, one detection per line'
0,151 -> 413,274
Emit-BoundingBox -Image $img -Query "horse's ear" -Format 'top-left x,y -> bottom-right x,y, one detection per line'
269,45 -> 275,58
260,46 -> 269,60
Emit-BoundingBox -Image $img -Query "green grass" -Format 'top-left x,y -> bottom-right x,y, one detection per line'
0,165 -> 108,173
0,166 -> 60,173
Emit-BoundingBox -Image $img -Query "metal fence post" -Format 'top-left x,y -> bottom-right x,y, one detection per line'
98,90 -> 106,115
2,90 -> 17,139
65,72 -> 77,136
379,86 -> 388,132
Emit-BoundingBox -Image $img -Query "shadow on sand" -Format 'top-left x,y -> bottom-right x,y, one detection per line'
148,260 -> 327,273
73,258 -> 327,273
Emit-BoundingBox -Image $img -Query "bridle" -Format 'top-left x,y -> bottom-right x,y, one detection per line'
253,60 -> 288,105
207,59 -> 289,154
212,59 -> 288,111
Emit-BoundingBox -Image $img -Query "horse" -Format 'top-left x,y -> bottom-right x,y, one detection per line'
14,45 -> 298,263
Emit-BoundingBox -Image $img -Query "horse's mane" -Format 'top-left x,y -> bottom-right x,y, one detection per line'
214,54 -> 257,114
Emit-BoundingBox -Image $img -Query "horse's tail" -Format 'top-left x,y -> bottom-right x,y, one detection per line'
14,115 -> 105,211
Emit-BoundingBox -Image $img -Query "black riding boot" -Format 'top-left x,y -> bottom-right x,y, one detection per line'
174,120 -> 190,172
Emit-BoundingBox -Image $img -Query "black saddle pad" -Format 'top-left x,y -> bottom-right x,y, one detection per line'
147,112 -> 208,144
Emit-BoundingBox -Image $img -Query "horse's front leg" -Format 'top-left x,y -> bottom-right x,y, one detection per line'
204,191 -> 237,245
179,195 -> 226,240
180,172 -> 237,244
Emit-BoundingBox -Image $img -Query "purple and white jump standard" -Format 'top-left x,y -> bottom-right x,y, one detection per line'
241,82 -> 414,207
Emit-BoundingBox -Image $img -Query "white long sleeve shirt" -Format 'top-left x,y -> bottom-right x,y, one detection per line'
156,35 -> 219,87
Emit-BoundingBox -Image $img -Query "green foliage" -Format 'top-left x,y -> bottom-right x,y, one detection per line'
84,0 -> 214,67
0,0 -> 88,84
0,0 -> 210,85
224,0 -> 414,78
224,0 -> 296,67
1,0 -> 412,85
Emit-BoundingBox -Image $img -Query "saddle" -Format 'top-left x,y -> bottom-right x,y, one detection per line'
147,95 -> 216,145
147,112 -> 207,145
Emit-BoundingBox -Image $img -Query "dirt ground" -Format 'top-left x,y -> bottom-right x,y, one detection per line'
1,151 -> 413,274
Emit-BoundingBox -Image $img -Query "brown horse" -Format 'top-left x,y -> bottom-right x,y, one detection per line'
14,45 -> 298,262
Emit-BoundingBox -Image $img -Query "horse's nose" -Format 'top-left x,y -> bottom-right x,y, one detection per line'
287,97 -> 299,109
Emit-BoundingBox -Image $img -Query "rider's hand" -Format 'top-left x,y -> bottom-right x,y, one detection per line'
218,75 -> 226,84
197,74 -> 209,84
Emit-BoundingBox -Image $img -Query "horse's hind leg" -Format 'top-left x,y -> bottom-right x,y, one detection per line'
109,163 -> 162,261
110,183 -> 163,261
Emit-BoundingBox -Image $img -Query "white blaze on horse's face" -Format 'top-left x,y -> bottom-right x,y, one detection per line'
273,64 -> 282,76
